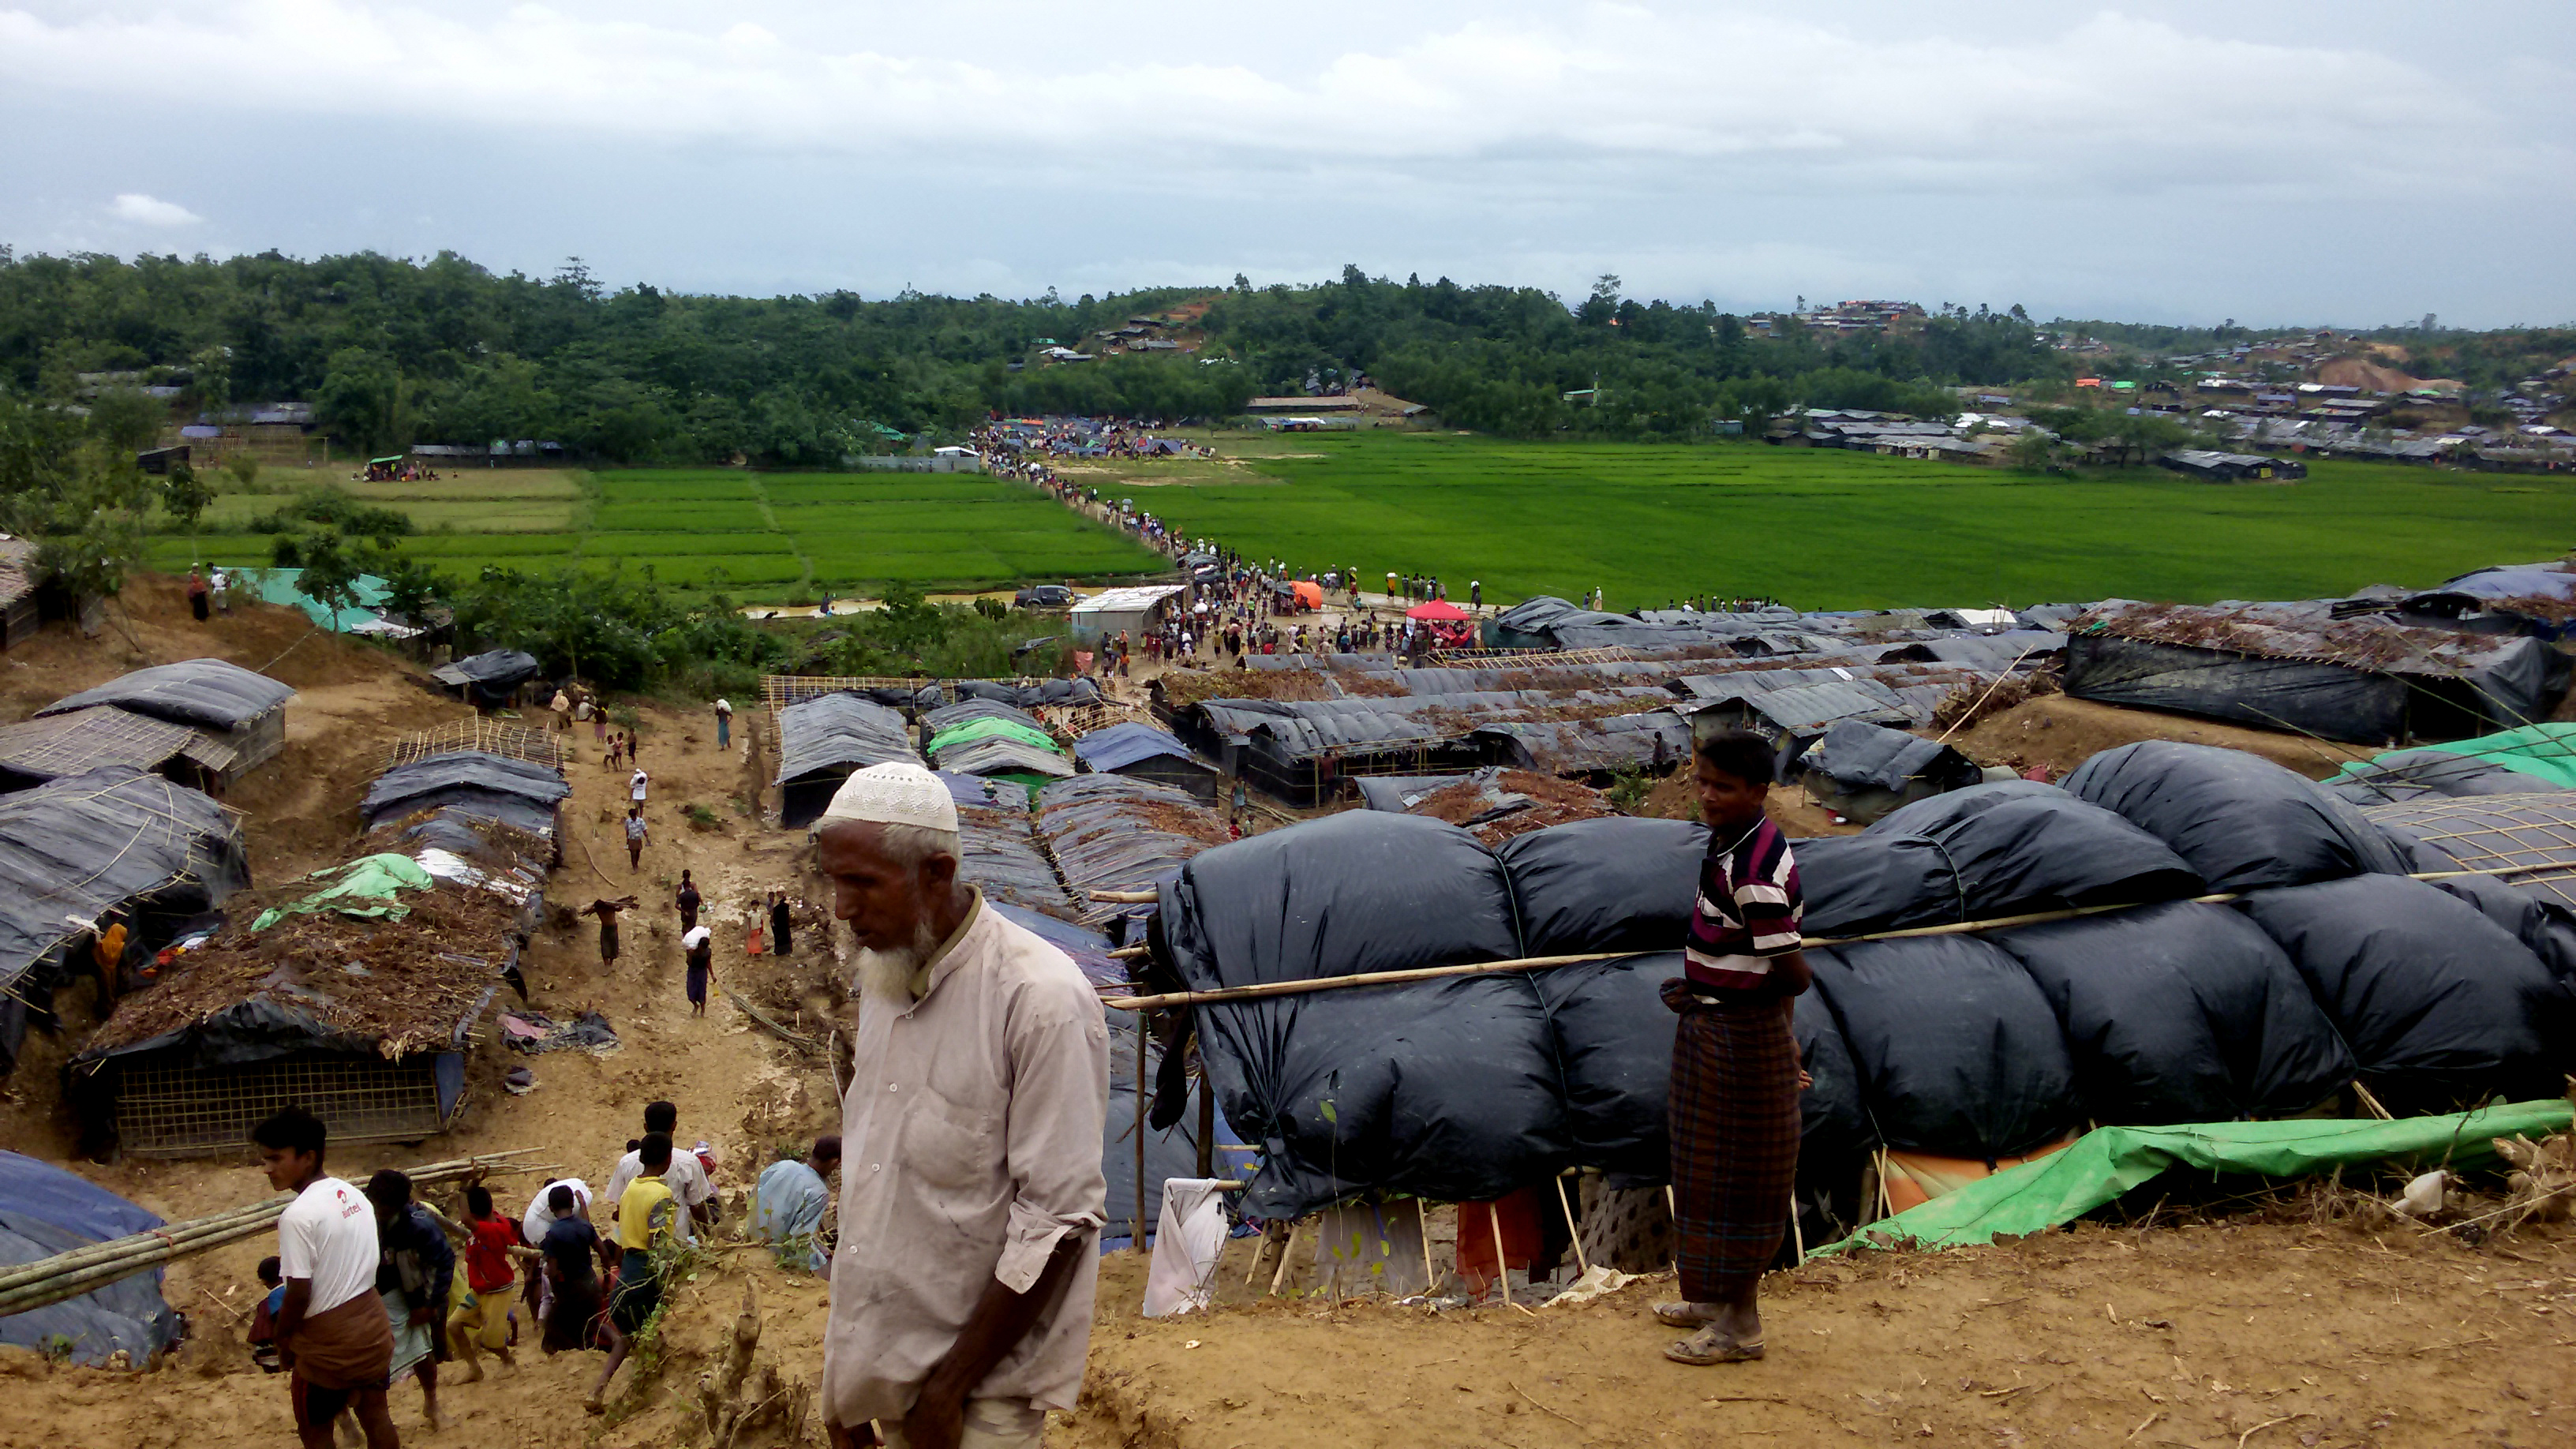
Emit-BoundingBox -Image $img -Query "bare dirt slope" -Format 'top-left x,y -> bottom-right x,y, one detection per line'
1945,696 -> 2377,782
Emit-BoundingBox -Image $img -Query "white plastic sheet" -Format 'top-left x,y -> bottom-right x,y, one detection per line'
1140,1178 -> 1232,1317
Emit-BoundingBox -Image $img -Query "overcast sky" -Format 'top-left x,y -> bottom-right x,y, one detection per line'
3,2 -> 2570,327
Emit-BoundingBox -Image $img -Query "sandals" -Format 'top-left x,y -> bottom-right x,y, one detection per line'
1652,1301 -> 1719,1327
1664,1324 -> 1765,1365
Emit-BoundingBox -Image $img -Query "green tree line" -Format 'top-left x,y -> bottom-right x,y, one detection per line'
0,248 -> 2086,457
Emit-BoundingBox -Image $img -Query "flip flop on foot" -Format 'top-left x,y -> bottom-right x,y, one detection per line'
1664,1324 -> 1765,1365
1651,1301 -> 1720,1328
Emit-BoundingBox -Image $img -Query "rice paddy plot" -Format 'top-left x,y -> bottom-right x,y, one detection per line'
1124,432 -> 2576,610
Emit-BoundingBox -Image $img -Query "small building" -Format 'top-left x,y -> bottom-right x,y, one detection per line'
1071,721 -> 1224,800
134,446 -> 190,475
38,659 -> 294,778
2159,450 -> 2307,482
430,649 -> 544,708
776,693 -> 923,829
0,706 -> 242,794
1069,585 -> 1188,645
0,767 -> 249,1079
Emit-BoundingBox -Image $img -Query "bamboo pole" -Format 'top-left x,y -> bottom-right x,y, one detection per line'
1487,1203 -> 1511,1307
1088,889 -> 1159,904
1555,1176 -> 1590,1276
1132,1024 -> 1148,1252
1418,1199 -> 1438,1294
0,1150 -> 541,1320
1099,864 -> 2576,1013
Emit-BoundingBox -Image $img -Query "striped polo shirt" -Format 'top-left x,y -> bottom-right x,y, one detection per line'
1682,815 -> 1805,994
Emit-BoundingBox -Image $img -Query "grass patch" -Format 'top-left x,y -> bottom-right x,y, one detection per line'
1107,432 -> 2576,609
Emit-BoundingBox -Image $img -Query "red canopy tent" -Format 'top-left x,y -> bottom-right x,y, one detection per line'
1290,581 -> 1325,609
1405,600 -> 1470,621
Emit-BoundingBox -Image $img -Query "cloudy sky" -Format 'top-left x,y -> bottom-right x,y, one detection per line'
2,1 -> 2569,326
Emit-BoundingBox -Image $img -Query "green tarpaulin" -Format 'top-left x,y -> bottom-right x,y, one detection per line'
1821,1099 -> 2574,1257
250,853 -> 434,930
238,567 -> 395,632
2333,723 -> 2576,792
926,717 -> 1062,757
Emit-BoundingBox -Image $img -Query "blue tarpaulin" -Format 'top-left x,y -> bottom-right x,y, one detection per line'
0,1150 -> 181,1365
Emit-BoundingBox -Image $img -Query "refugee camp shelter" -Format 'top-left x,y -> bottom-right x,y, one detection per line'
0,767 -> 250,1077
69,807 -> 545,1158
39,660 -> 294,779
429,649 -> 543,707
1797,718 -> 1988,824
1072,721 -> 1223,800
363,749 -> 571,857
776,693 -> 921,829
1069,585 -> 1186,645
0,1150 -> 181,1365
924,699 -> 1073,784
0,706 -> 243,794
2063,600 -> 2567,743
2159,450 -> 2306,482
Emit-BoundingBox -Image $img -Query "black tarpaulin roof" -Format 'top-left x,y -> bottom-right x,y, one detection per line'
774,693 -> 919,784
39,659 -> 294,731
362,751 -> 571,818
430,649 -> 543,689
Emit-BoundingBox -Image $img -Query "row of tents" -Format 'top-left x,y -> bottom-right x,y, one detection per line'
1134,739 -> 2576,1245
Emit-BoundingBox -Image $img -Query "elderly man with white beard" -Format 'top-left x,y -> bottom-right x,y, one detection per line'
812,762 -> 1109,1449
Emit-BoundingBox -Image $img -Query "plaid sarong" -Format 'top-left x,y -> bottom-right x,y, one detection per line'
1663,979 -> 1801,1302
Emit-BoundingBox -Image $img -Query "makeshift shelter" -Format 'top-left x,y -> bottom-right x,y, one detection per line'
236,567 -> 401,634
2401,559 -> 2576,639
1068,585 -> 1186,645
362,750 -> 571,856
1796,719 -> 1985,824
39,660 -> 294,779
1140,739 -> 2574,1226
775,694 -> 920,829
69,810 -> 543,1157
926,716 -> 1073,783
1035,774 -> 1225,927
0,706 -> 242,795
941,773 -> 1087,923
429,650 -> 543,707
0,1150 -> 181,1365
0,767 -> 250,1077
2062,600 -> 2566,743
2329,723 -> 2576,803
1071,722 -> 1222,800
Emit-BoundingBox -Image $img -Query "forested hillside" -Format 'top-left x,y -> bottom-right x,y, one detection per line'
0,249 -> 2071,460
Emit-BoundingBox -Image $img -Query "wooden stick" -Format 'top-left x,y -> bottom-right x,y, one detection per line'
724,986 -> 822,1052
1087,889 -> 1159,904
1554,1175 -> 1590,1276
1133,1024 -> 1148,1252
1419,1199 -> 1438,1294
1243,1227 -> 1270,1286
2353,1080 -> 2394,1121
1665,1185 -> 1681,1277
1269,1221 -> 1300,1295
1488,1201 -> 1512,1307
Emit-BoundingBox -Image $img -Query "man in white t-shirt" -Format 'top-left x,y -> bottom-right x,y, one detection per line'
602,1100 -> 715,1238
255,1106 -> 399,1449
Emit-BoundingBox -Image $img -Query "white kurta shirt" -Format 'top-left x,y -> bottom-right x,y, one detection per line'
819,895 -> 1110,1426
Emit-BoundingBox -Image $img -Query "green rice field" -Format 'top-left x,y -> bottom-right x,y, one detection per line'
146,466 -> 1170,597
141,436 -> 2576,608
1118,432 -> 2576,610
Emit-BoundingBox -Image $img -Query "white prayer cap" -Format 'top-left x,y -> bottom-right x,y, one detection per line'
817,761 -> 957,835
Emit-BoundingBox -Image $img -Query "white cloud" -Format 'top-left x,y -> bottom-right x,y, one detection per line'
108,192 -> 201,226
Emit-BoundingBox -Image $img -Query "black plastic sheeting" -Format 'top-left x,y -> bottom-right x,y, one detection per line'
2065,741 -> 2406,891
0,768 -> 250,1076
1501,817 -> 1707,957
39,658 -> 293,731
431,650 -> 542,702
953,792 -> 1085,925
0,1149 -> 180,1366
363,751 -> 571,821
2239,876 -> 2570,1114
1799,720 -> 1981,795
1035,774 -> 1222,921
777,695 -> 920,828
1797,790 -> 2201,938
2330,751 -> 2568,804
1989,902 -> 2355,1124
922,698 -> 1046,735
1809,934 -> 2080,1161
